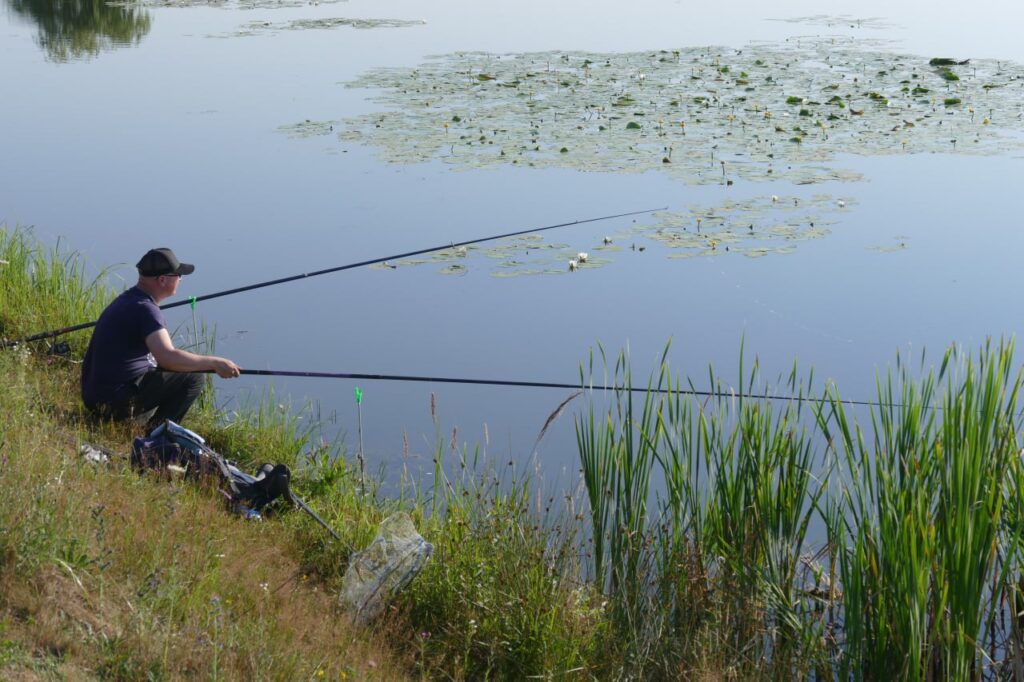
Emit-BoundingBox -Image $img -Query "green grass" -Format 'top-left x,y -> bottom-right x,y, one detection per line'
0,225 -> 113,353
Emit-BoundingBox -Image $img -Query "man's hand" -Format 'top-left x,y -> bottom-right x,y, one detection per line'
210,357 -> 241,379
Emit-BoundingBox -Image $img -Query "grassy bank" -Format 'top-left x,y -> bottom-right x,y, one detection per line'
5,224 -> 1024,680
0,226 -> 605,680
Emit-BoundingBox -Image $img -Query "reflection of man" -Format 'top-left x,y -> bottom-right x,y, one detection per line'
81,248 -> 240,426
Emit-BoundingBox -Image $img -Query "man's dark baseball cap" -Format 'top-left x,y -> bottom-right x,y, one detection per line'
136,248 -> 195,277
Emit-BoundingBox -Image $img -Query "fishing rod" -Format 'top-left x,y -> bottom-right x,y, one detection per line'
221,367 -> 887,409
2,207 -> 665,349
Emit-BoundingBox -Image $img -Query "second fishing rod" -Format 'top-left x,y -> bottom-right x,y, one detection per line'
207,367 -> 888,410
4,207 -> 665,349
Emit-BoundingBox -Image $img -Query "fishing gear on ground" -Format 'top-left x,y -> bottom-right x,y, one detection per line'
132,421 -> 432,622
129,422 -> 434,621
132,420 -> 298,521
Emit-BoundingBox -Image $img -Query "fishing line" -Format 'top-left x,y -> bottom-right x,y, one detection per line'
2,206 -> 665,349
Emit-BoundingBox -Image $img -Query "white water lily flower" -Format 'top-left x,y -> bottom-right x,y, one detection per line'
577,252 -> 588,262
568,259 -> 578,271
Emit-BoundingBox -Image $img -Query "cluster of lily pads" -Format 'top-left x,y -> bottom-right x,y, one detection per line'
222,16 -> 424,37
647,193 -> 849,259
113,0 -> 426,34
109,0 -> 345,9
336,36 -> 1024,186
768,15 -> 900,30
367,193 -> 854,277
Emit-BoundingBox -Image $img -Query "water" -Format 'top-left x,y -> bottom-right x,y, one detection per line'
4,0 -> 1024,487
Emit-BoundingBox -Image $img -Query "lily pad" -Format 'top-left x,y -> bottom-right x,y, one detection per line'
867,238 -> 909,252
277,119 -> 339,138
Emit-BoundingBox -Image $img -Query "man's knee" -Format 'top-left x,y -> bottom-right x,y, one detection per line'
185,372 -> 205,396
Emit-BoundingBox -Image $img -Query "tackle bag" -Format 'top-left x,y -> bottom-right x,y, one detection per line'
132,420 -> 294,516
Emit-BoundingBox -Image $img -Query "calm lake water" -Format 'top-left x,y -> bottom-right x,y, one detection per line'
4,0 -> 1024,487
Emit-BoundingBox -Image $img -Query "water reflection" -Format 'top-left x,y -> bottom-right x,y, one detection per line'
6,0 -> 151,61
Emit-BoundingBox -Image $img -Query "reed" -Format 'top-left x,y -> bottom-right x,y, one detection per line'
576,345 -> 662,619
819,340 -> 1024,680
576,344 -> 829,675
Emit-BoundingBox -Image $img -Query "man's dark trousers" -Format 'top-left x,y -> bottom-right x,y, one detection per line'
96,371 -> 204,426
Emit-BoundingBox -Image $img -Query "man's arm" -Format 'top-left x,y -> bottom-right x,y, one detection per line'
145,328 -> 241,379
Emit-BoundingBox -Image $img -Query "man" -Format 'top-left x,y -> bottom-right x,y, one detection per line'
81,247 -> 241,426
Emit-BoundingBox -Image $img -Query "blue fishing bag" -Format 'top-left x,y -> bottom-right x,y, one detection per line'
132,420 -> 294,517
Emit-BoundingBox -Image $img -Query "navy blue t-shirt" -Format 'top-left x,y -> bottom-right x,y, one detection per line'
81,286 -> 166,406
